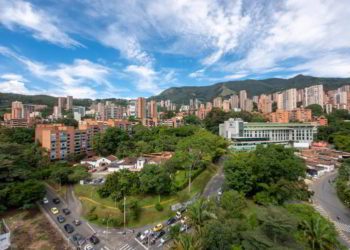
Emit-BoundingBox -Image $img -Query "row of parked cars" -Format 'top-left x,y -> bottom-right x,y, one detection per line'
136,206 -> 190,247
43,196 -> 100,250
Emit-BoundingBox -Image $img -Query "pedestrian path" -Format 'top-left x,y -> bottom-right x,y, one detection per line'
119,244 -> 136,250
313,202 -> 350,244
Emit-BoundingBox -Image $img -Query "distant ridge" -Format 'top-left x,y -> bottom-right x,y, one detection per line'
151,75 -> 350,104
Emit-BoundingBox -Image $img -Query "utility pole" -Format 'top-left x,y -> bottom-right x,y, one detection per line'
123,196 -> 126,234
189,163 -> 192,193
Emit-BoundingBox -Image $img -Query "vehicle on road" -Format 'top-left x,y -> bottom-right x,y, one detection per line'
180,224 -> 190,232
53,198 -> 60,204
176,211 -> 182,219
154,230 -> 165,239
83,244 -> 95,250
140,230 -> 150,241
42,197 -> 49,204
62,208 -> 71,215
166,217 -> 176,225
153,223 -> 163,232
218,188 -> 222,196
72,233 -> 85,246
73,219 -> 81,226
57,215 -> 65,223
64,224 -> 75,234
89,235 -> 100,245
180,216 -> 188,224
51,207 -> 59,214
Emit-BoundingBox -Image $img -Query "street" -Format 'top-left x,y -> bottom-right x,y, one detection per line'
310,171 -> 350,247
202,156 -> 225,198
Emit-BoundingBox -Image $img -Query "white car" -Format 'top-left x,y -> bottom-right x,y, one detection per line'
140,230 -> 150,241
42,197 -> 49,204
83,244 -> 95,250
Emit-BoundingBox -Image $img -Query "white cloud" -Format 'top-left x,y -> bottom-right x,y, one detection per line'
124,65 -> 161,94
0,73 -> 34,94
0,46 -> 117,98
0,0 -> 80,47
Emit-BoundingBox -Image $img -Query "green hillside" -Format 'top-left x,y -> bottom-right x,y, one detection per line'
151,75 -> 350,104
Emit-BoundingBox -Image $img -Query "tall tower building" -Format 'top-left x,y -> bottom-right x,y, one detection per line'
11,101 -> 24,119
239,90 -> 247,110
213,97 -> 223,109
230,95 -> 239,109
58,97 -> 66,109
136,97 -> 146,119
66,96 -> 73,110
283,88 -> 297,111
304,85 -> 324,106
149,100 -> 158,119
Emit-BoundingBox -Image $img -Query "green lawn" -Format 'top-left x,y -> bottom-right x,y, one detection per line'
74,165 -> 217,228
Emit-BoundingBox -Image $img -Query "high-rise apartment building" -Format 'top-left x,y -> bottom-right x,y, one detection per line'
58,97 -> 66,109
213,97 -> 223,109
304,85 -> 324,106
230,95 -> 239,109
239,90 -> 247,110
243,99 -> 253,112
66,96 -> 73,110
136,97 -> 146,119
258,95 -> 272,114
128,100 -> 136,117
223,100 -> 231,112
11,101 -> 23,119
53,106 -> 62,119
149,100 -> 158,119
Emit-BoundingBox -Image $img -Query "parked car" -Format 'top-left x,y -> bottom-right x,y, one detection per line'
72,233 -> 85,246
140,230 -> 150,241
51,207 -> 59,214
153,223 -> 163,232
89,235 -> 100,245
64,224 -> 74,234
73,219 -> 81,226
166,217 -> 177,225
52,198 -> 60,204
57,215 -> 65,223
175,211 -> 182,219
42,197 -> 49,204
178,206 -> 186,213
62,208 -> 71,215
180,216 -> 188,224
155,230 -> 165,239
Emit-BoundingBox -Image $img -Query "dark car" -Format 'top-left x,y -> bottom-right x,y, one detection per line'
72,233 -> 85,246
89,235 -> 100,245
53,198 -> 60,204
62,208 -> 71,215
166,217 -> 177,225
57,215 -> 65,223
178,206 -> 186,213
155,230 -> 166,239
73,219 -> 81,226
64,224 -> 74,234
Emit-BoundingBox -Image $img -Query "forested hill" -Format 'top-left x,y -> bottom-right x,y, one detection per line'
0,93 -> 128,109
151,74 -> 350,104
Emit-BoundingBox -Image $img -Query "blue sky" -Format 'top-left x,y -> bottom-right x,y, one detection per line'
0,0 -> 350,99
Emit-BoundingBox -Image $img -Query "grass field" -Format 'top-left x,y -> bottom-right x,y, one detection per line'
75,165 -> 217,228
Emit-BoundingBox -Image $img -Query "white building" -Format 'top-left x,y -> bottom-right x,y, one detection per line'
219,118 -> 316,150
304,85 -> 324,106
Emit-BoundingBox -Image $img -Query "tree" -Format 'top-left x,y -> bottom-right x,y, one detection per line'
188,198 -> 216,231
220,190 -> 247,215
301,216 -> 339,250
7,180 -> 45,209
172,233 -> 203,250
93,127 -> 129,156
333,134 -> 350,152
259,207 -> 296,244
184,115 -> 201,125
139,164 -> 172,195
307,104 -> 324,117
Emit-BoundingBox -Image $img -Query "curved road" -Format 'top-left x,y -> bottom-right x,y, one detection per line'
310,171 -> 350,247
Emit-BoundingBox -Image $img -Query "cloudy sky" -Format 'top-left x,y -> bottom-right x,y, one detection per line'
0,0 -> 350,99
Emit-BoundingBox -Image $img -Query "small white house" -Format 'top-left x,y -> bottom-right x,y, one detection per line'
81,155 -> 118,169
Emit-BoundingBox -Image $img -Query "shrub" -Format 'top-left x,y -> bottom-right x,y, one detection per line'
155,202 -> 164,211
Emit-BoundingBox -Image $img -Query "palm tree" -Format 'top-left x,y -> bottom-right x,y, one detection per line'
187,198 -> 216,231
301,215 -> 338,250
171,233 -> 202,250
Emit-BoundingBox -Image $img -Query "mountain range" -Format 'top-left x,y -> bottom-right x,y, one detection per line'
1,75 -> 350,109
151,75 -> 350,104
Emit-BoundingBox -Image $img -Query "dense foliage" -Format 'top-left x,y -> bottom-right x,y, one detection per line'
317,109 -> 350,151
0,127 -> 89,212
170,143 -> 344,250
224,144 -> 309,205
307,104 -> 324,117
336,159 -> 350,208
203,108 -> 266,134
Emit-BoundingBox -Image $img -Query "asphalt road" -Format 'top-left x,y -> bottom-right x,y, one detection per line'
310,171 -> 350,247
202,157 -> 225,198
41,187 -> 106,250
